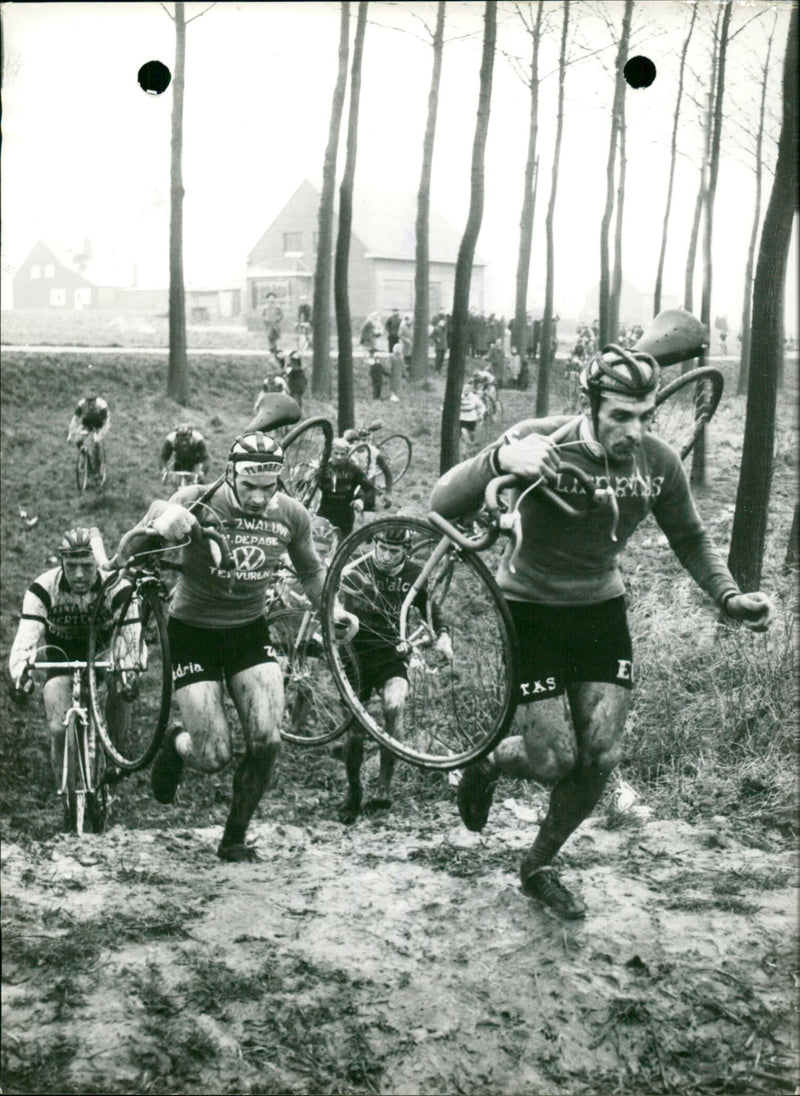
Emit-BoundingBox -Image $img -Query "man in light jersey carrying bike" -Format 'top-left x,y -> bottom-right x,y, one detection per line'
143,432 -> 356,862
336,524 -> 453,823
430,345 -> 774,919
7,528 -> 132,825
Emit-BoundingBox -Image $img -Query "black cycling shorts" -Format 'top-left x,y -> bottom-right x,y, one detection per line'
168,616 -> 278,690
507,596 -> 633,704
460,420 -> 477,434
347,638 -> 407,698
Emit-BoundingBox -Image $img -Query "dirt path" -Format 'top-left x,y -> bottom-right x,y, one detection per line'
2,791 -> 796,1096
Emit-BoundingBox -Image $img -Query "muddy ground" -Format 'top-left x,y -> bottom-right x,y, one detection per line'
2,778 -> 796,1096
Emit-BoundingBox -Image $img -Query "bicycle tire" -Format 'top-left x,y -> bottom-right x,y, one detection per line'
281,417 -> 333,509
320,517 -> 518,770
62,712 -> 88,834
375,434 -> 412,490
267,608 -> 357,746
94,441 -> 107,488
653,366 -> 724,460
88,580 -> 171,771
76,447 -> 89,493
482,394 -> 497,423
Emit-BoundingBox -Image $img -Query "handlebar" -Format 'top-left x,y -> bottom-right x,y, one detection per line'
104,522 -> 235,572
426,461 -> 603,554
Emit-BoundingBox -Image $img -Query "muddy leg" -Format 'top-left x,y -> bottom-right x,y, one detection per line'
364,677 -> 407,813
340,726 -> 365,824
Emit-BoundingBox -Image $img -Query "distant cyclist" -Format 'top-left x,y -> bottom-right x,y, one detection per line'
336,524 -> 452,823
160,423 -> 209,482
143,432 -> 356,862
7,528 -> 132,825
317,437 -> 376,537
67,395 -> 110,465
343,427 -> 394,508
431,344 -> 774,920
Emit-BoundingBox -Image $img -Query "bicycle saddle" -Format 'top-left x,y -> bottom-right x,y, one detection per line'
246,394 -> 302,433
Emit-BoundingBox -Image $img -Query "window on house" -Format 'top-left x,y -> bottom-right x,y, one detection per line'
74,287 -> 92,309
44,263 -> 55,279
49,288 -> 66,307
31,265 -> 41,279
283,232 -> 302,254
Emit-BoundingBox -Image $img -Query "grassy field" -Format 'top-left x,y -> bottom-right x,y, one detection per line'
0,342 -> 797,843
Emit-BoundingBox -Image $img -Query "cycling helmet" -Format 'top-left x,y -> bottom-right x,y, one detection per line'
226,433 -> 283,502
58,527 -> 94,557
374,525 -> 412,548
579,344 -> 659,398
373,525 -> 410,574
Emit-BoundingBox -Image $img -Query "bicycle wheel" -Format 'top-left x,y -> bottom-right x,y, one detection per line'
268,608 -> 357,746
93,441 -> 107,488
281,417 -> 333,509
320,517 -> 518,770
375,434 -> 412,490
653,367 -> 724,460
75,447 -> 89,493
88,580 -> 171,771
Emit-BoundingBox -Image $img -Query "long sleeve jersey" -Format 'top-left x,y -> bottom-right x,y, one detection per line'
156,484 -> 325,628
9,568 -> 130,682
429,414 -> 740,608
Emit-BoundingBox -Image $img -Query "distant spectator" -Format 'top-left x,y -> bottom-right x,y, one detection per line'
399,315 -> 413,366
432,317 -> 448,374
507,346 -> 521,388
262,292 -> 283,353
287,351 -> 308,411
360,313 -> 381,354
488,339 -> 506,387
297,297 -> 312,325
460,386 -> 485,447
368,355 -> 385,401
385,309 -> 402,352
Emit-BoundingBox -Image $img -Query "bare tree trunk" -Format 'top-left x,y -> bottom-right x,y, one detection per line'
654,4 -> 696,316
608,93 -> 626,343
512,0 -> 544,358
167,2 -> 188,405
684,7 -> 720,318
335,2 -> 368,435
693,0 -> 732,487
312,2 -> 350,399
737,18 -> 775,396
728,5 -> 797,589
440,1 -> 497,474
598,0 -> 633,347
411,2 -> 447,383
536,0 -> 570,417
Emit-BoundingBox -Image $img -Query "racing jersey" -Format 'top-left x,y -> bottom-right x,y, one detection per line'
8,568 -> 130,680
318,461 -> 376,509
161,431 -> 209,472
74,398 -> 109,431
165,483 -> 324,628
340,557 -> 445,649
460,390 -> 485,424
430,414 -> 740,608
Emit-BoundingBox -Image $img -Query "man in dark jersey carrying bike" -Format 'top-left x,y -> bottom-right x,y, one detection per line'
430,345 -> 774,919
142,432 -> 356,862
337,524 -> 453,824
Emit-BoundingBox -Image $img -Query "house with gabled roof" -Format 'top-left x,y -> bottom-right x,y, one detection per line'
245,179 -> 485,324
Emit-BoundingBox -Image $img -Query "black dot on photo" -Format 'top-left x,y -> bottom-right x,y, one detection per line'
623,55 -> 656,89
138,60 -> 172,95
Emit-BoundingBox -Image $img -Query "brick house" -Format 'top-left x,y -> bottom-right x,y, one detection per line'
245,179 -> 485,325
12,240 -> 98,311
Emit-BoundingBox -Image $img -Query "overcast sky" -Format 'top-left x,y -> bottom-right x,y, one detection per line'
2,0 -> 797,329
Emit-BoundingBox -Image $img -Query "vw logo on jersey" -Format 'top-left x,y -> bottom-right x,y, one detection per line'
232,544 -> 266,570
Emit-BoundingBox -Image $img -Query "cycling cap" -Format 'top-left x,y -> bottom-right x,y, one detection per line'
374,525 -> 412,548
58,527 -> 94,557
580,345 -> 659,398
343,429 -> 359,444
227,433 -> 284,478
175,422 -> 193,437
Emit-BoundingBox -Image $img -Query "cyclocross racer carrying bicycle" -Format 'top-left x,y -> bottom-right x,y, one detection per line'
317,438 -> 376,537
337,524 -> 453,824
430,345 -> 774,920
160,423 -> 209,481
143,431 -> 356,863
8,528 -> 132,824
343,427 -> 394,508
